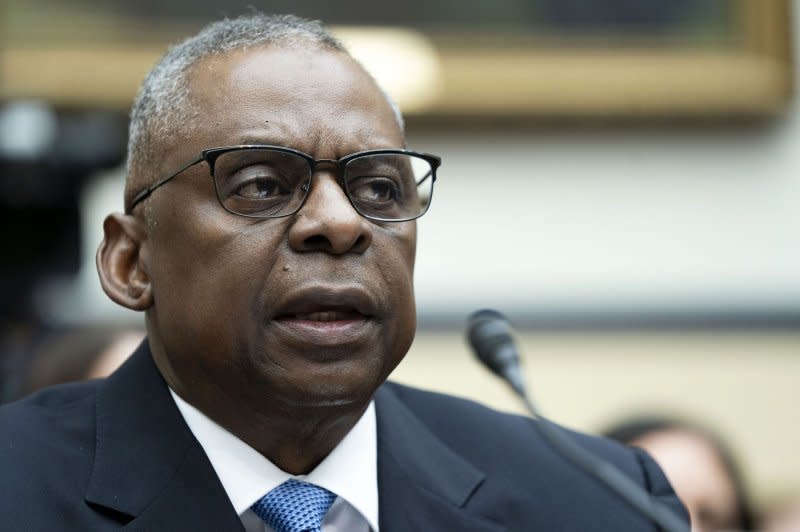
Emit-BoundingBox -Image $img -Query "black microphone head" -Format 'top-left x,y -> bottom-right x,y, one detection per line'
466,309 -> 520,377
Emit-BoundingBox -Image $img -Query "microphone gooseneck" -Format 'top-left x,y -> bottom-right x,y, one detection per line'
466,309 -> 689,532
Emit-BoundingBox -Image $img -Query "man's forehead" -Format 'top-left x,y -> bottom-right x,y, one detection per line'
187,44 -> 381,108
172,44 -> 403,156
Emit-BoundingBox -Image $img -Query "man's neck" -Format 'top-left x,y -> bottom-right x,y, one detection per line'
180,389 -> 370,475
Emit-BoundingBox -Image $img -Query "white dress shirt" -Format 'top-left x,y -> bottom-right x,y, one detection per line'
170,390 -> 379,532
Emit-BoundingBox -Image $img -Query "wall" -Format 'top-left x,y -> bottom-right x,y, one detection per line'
408,122 -> 800,319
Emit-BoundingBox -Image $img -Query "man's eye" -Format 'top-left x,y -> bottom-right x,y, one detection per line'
234,177 -> 289,199
349,177 -> 400,204
225,164 -> 294,200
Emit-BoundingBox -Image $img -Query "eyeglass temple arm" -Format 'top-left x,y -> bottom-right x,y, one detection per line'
128,188 -> 155,213
416,169 -> 434,187
127,155 -> 205,213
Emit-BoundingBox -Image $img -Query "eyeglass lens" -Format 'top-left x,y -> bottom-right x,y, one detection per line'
212,148 -> 434,220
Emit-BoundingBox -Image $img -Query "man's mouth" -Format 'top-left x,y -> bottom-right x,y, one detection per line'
282,309 -> 365,322
270,287 -> 378,346
272,286 -> 377,321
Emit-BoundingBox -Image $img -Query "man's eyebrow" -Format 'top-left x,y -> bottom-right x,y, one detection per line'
231,124 -> 291,146
237,136 -> 287,146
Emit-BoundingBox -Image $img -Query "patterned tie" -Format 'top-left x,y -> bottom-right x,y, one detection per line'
251,479 -> 337,532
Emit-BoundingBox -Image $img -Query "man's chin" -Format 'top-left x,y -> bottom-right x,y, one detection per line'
255,372 -> 380,413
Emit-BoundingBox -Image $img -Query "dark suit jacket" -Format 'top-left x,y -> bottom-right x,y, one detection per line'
0,341 -> 687,531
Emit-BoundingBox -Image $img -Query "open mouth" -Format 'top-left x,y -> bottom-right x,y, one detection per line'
270,286 -> 378,345
277,307 -> 367,323
272,306 -> 372,347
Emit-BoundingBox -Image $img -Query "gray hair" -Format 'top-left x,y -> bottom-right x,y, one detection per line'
125,13 -> 404,211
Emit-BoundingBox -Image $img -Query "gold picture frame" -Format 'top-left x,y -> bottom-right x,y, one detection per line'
1,0 -> 792,118
426,0 -> 793,118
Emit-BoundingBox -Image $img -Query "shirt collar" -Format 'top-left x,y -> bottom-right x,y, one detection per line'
170,389 -> 379,531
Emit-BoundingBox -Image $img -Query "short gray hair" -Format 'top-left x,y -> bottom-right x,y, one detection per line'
125,13 -> 404,211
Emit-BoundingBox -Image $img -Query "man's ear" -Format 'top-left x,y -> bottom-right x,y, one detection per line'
96,213 -> 153,311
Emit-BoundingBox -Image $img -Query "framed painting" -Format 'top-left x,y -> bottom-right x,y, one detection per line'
1,0 -> 792,118
423,0 -> 793,118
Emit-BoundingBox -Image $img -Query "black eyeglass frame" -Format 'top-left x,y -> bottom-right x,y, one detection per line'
128,144 -> 441,222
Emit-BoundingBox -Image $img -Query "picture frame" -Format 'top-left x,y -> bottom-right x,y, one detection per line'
422,0 -> 793,118
1,0 -> 792,118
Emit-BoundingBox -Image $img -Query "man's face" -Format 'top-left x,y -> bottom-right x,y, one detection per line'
141,45 -> 416,413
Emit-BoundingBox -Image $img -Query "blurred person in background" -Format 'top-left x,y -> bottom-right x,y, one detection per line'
762,499 -> 800,532
12,326 -> 143,401
605,416 -> 755,532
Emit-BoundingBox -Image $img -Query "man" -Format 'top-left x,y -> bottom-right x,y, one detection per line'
0,14 -> 687,531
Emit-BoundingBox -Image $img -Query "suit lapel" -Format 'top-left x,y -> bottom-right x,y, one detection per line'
85,344 -> 505,531
84,341 -> 244,531
375,385 -> 506,532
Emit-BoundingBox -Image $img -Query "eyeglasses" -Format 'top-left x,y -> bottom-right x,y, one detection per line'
128,145 -> 441,222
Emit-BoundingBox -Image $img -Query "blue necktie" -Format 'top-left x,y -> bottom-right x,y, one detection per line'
252,479 -> 336,532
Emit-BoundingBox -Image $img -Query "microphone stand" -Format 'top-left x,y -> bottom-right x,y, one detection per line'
510,371 -> 688,532
469,310 -> 689,532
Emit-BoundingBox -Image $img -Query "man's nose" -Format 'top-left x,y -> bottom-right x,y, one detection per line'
287,174 -> 373,254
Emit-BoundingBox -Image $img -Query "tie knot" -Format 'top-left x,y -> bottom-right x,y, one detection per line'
252,479 -> 336,532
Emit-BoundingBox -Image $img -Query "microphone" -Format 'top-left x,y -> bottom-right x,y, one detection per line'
468,309 -> 526,396
467,310 -> 689,532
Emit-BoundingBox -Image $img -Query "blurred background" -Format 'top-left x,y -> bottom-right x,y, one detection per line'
2,0 -> 798,529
